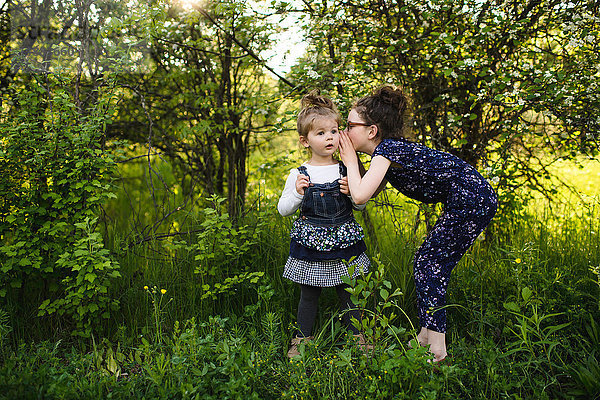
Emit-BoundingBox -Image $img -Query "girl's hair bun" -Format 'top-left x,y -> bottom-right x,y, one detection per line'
354,85 -> 410,139
374,86 -> 408,115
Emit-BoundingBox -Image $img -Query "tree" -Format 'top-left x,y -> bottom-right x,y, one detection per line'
286,0 -> 600,219
108,0 -> 281,227
1,0 -> 122,337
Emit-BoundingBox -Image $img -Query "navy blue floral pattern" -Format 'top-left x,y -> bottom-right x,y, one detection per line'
290,218 -> 365,251
373,138 -> 497,333
283,162 -> 370,287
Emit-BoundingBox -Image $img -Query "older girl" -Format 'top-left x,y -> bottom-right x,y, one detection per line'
339,86 -> 497,362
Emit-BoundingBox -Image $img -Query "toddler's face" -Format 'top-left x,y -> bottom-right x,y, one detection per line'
300,117 -> 340,158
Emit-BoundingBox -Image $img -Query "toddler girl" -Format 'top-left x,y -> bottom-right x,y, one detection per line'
278,90 -> 370,358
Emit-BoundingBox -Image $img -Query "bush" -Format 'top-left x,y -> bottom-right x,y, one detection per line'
0,76 -> 120,337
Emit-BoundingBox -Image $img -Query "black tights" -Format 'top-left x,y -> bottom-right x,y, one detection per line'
296,283 -> 361,337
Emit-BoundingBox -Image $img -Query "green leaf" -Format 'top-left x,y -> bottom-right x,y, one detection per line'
503,301 -> 520,313
521,287 -> 533,303
340,275 -> 352,285
18,257 -> 32,266
380,288 -> 389,300
74,249 -> 88,257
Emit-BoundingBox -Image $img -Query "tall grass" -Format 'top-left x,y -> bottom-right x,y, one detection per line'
2,155 -> 600,398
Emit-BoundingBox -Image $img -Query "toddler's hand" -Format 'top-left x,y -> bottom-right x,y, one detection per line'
295,173 -> 310,195
339,176 -> 349,195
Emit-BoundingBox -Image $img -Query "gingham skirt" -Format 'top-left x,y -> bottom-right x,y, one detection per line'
283,252 -> 370,287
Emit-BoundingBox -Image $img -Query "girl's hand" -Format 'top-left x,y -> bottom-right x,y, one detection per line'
295,173 -> 310,195
339,131 -> 358,166
339,176 -> 349,195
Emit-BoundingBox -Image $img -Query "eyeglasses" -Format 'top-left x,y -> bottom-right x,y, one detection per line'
345,121 -> 372,130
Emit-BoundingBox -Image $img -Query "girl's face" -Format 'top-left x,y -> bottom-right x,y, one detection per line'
344,108 -> 373,152
299,117 -> 340,162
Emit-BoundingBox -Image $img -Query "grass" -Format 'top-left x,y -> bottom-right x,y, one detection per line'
1,157 -> 600,399
548,156 -> 600,197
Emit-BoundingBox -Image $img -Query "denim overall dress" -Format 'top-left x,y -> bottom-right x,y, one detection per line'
298,164 -> 353,225
283,163 -> 370,287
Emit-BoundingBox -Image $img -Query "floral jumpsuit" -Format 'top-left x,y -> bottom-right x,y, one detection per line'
373,138 -> 497,333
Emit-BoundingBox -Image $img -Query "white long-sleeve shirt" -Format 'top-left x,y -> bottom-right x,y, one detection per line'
277,163 -> 367,217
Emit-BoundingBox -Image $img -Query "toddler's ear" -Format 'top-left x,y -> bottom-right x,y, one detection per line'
299,136 -> 310,148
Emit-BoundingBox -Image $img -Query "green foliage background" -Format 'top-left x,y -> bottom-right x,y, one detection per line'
0,75 -> 121,337
1,0 -> 600,398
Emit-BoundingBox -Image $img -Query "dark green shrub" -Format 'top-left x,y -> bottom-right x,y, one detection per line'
0,76 -> 120,337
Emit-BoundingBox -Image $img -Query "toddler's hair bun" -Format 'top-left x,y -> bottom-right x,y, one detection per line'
297,89 -> 341,137
301,89 -> 337,112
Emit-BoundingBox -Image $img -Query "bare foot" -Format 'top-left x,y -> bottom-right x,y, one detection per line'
408,327 -> 429,349
426,330 -> 448,362
416,327 -> 429,347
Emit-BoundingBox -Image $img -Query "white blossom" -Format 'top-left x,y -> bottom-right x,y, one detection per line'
463,58 -> 477,67
306,69 -> 320,79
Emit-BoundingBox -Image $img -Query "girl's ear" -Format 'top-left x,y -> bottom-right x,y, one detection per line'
368,125 -> 378,140
299,136 -> 310,148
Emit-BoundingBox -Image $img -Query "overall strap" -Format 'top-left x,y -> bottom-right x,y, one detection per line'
338,162 -> 347,178
297,165 -> 311,180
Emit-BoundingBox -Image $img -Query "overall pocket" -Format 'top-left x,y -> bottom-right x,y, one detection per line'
312,189 -> 346,219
